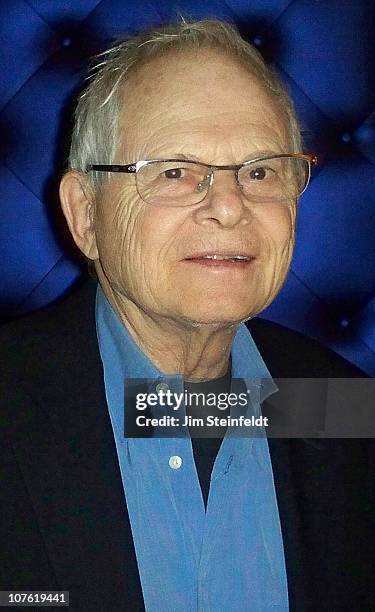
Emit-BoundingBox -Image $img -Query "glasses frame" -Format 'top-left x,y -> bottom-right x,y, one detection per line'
86,153 -> 318,205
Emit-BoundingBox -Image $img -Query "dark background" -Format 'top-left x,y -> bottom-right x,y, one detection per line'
0,0 -> 374,374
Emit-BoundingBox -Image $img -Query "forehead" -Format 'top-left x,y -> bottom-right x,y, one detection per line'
118,49 -> 289,161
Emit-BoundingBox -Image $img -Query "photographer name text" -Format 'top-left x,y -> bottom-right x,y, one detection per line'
135,414 -> 268,428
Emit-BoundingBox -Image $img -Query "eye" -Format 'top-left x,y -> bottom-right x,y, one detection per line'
163,168 -> 184,179
249,166 -> 274,180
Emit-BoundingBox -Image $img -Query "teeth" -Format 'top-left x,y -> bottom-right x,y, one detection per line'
202,254 -> 249,261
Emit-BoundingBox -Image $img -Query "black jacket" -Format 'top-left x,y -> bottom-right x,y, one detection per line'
0,279 -> 373,611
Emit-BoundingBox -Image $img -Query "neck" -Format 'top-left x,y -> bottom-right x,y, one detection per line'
97,274 -> 236,381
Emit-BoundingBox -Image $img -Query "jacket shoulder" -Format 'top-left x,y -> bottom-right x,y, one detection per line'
0,278 -> 98,381
246,317 -> 365,377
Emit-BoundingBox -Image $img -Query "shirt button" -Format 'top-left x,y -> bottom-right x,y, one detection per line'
156,382 -> 169,393
169,455 -> 182,469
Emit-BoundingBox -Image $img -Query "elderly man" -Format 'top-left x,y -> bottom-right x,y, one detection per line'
0,19 -> 372,612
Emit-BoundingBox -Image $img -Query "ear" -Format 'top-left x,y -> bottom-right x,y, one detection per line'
59,170 -> 99,260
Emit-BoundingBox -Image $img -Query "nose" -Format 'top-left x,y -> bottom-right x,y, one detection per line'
193,168 -> 251,229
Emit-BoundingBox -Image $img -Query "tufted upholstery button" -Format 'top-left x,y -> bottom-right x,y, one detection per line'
253,35 -> 263,47
341,132 -> 352,143
61,36 -> 72,48
340,319 -> 350,328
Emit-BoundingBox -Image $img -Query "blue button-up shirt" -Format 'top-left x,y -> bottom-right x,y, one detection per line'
95,284 -> 289,611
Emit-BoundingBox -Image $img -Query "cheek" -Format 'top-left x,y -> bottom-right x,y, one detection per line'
133,204 -> 188,260
94,185 -> 142,281
259,204 -> 295,258
255,204 -> 295,302
96,185 -> 187,293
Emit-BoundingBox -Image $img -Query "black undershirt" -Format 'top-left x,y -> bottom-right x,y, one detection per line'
183,362 -> 232,509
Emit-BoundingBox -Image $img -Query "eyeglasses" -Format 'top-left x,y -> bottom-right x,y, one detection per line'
86,153 -> 318,207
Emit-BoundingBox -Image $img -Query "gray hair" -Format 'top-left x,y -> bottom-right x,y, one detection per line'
69,18 -> 302,190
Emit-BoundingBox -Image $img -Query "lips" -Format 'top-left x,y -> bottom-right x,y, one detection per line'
182,251 -> 256,269
184,252 -> 253,262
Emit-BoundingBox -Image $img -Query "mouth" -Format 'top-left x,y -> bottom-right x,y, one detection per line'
183,252 -> 255,268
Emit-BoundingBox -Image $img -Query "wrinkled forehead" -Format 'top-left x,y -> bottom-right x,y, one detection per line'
117,48 -> 289,160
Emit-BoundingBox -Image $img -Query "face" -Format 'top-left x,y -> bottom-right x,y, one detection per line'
93,49 -> 296,326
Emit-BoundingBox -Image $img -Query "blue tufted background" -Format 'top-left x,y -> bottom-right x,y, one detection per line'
1,1 -> 374,374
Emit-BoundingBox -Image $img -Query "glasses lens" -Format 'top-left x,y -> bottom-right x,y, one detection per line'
136,161 -> 209,206
238,157 -> 310,202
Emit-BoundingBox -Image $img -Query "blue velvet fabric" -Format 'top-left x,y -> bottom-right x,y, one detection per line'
0,1 -> 374,374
